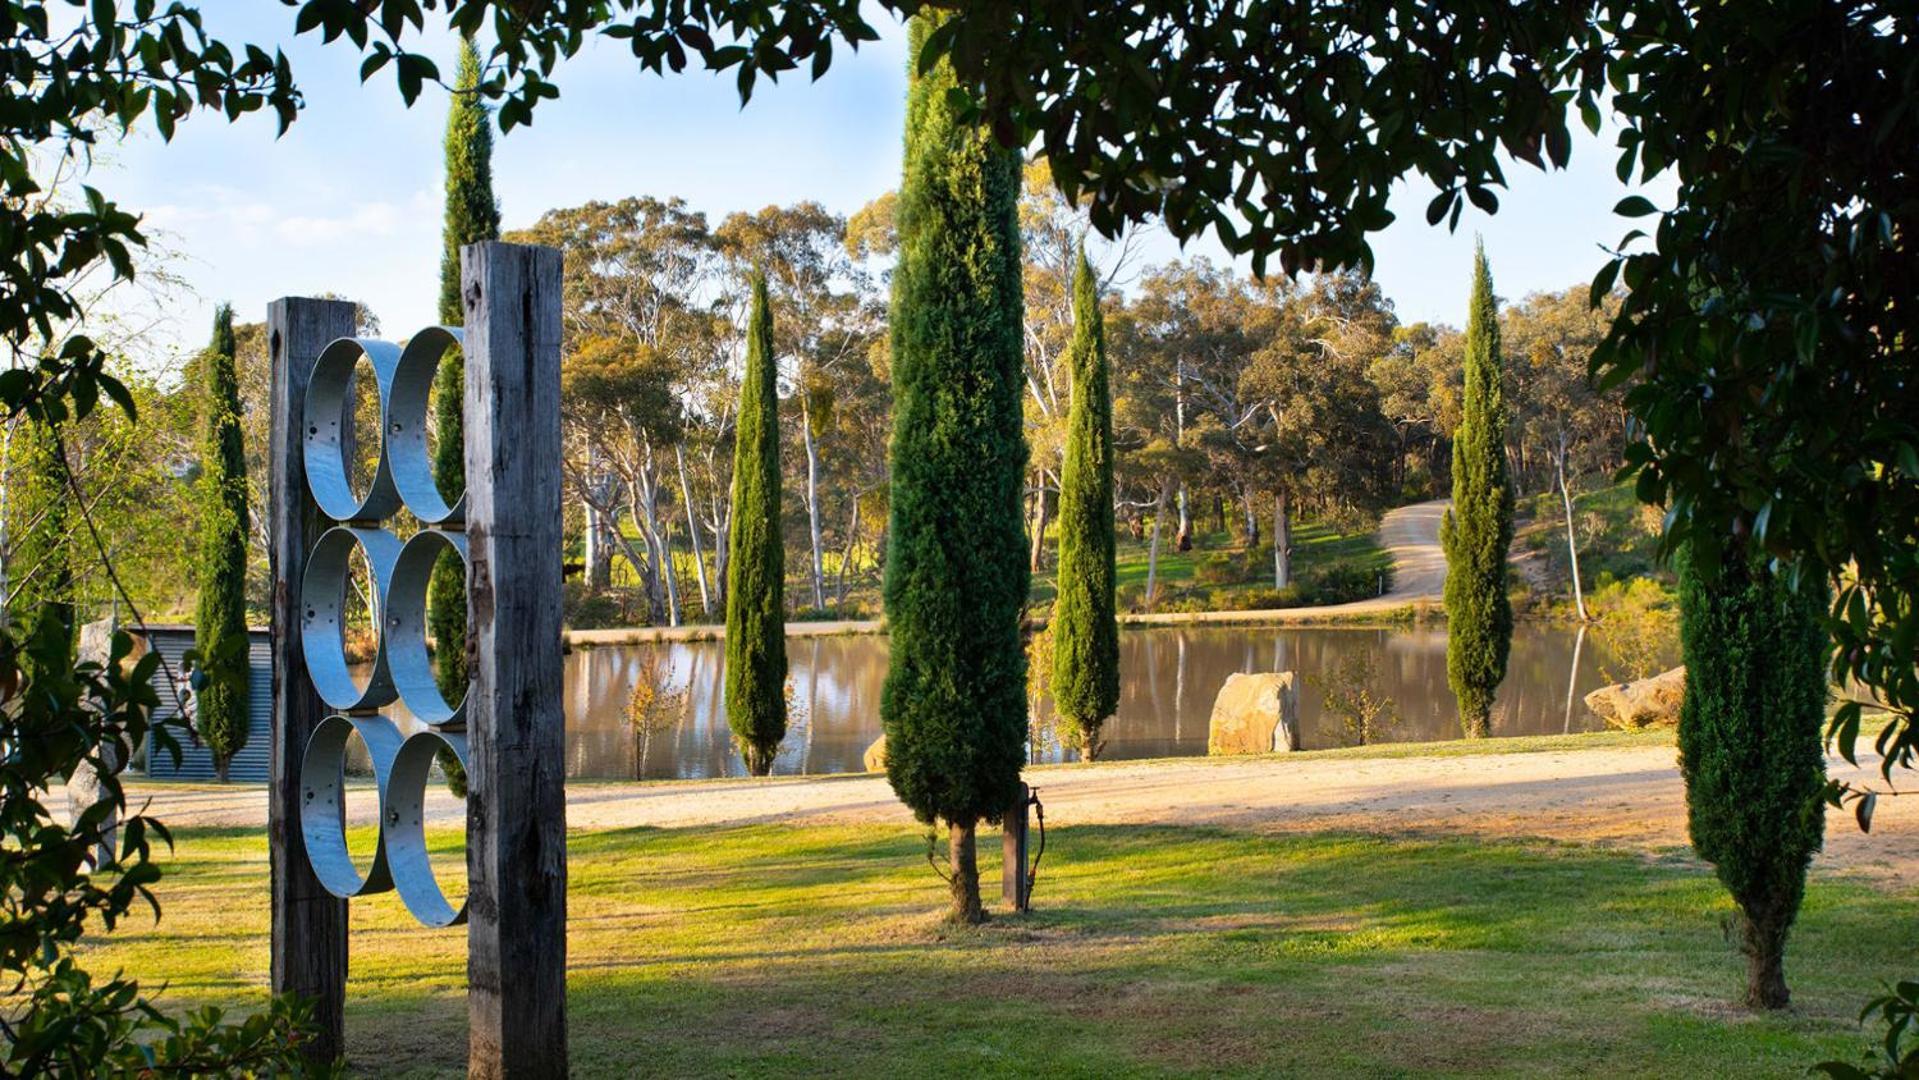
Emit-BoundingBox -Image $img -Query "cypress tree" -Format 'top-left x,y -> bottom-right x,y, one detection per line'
1441,243 -> 1514,737
882,12 -> 1029,925
724,272 -> 788,776
1050,248 -> 1120,760
1677,538 -> 1828,1009
195,303 -> 250,782
431,35 -> 498,797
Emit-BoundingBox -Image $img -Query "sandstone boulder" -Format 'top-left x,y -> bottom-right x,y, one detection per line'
1584,666 -> 1686,730
1208,672 -> 1302,755
863,734 -> 887,773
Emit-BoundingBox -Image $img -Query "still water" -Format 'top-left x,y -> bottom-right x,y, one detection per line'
505,623 -> 1652,781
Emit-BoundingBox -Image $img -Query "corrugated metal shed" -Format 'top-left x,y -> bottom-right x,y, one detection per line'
141,624 -> 273,784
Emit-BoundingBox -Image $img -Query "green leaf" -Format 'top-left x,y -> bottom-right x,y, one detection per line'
1613,195 -> 1657,217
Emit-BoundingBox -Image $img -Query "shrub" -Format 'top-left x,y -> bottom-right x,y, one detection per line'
1193,552 -> 1240,586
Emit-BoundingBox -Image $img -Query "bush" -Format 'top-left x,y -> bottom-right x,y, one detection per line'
1588,575 -> 1679,683
1193,552 -> 1241,586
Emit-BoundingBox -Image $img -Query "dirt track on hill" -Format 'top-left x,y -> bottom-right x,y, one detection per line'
133,741 -> 1918,884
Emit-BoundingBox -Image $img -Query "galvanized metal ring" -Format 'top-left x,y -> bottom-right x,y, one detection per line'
301,526 -> 402,712
298,713 -> 406,899
387,326 -> 467,526
303,336 -> 402,522
383,727 -> 470,927
386,528 -> 470,728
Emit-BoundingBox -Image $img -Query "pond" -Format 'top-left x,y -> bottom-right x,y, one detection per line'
461,622 -> 1657,781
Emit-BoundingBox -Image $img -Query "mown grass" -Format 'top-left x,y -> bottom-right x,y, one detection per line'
86,820 -> 1912,1077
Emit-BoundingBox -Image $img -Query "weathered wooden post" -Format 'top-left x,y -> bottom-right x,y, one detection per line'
265,240 -> 566,1076
1002,782 -> 1031,912
267,296 -> 357,1063
461,241 -> 568,1077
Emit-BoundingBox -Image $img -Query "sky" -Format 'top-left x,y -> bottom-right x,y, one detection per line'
104,4 -> 1669,367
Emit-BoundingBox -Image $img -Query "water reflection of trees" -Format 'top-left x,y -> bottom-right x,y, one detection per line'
543,624 -> 1676,780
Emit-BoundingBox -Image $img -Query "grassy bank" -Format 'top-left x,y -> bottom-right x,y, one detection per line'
88,821 -> 1909,1077
569,518 -> 1393,629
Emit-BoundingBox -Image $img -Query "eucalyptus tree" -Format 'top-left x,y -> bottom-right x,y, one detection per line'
509,197 -> 728,625
715,202 -> 879,613
1503,284 -> 1627,619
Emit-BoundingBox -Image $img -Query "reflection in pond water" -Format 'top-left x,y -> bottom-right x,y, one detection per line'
498,623 -> 1658,781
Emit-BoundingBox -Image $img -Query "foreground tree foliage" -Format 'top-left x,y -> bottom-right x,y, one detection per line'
1677,538 -> 1828,1010
193,304 -> 249,782
725,273 -> 788,776
1049,249 -> 1119,758
882,12 -> 1029,925
1441,247 -> 1513,737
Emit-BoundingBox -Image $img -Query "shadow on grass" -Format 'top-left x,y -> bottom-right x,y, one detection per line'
89,822 -> 1919,1078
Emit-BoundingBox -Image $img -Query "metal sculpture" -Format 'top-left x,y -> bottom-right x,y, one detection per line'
268,242 -> 567,1078
295,330 -> 473,929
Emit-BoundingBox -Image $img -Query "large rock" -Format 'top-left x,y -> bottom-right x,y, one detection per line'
863,734 -> 887,773
1208,672 -> 1302,756
1584,666 -> 1686,730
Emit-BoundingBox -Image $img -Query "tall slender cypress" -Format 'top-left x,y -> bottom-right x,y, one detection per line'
725,273 -> 788,776
195,303 -> 250,782
1050,248 -> 1119,759
1441,243 -> 1514,736
882,12 -> 1029,925
431,35 -> 499,796
1677,539 -> 1828,1009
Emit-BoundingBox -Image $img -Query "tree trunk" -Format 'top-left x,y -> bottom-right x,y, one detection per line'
1175,483 -> 1192,551
584,444 -> 612,589
1740,908 -> 1792,1009
1273,489 -> 1293,590
801,401 -> 827,611
1029,470 -> 1050,572
659,518 -> 682,627
836,496 -> 861,607
1557,434 -> 1589,621
1144,479 -> 1172,608
676,444 -> 712,615
1241,483 -> 1260,547
1563,621 -> 1586,734
215,754 -> 230,784
706,448 -> 729,609
948,820 -> 984,924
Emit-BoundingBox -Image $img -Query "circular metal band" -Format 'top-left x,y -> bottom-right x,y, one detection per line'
299,714 -> 405,899
384,728 -> 470,927
303,337 -> 402,522
387,326 -> 468,526
386,528 -> 470,727
301,526 -> 403,712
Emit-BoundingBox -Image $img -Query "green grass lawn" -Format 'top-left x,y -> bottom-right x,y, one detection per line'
87,820 -> 1911,1077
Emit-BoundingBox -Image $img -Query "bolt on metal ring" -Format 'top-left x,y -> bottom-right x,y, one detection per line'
299,714 -> 406,899
303,337 -> 402,522
384,727 -> 470,927
386,528 -> 471,728
388,326 -> 468,526
301,525 -> 402,712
